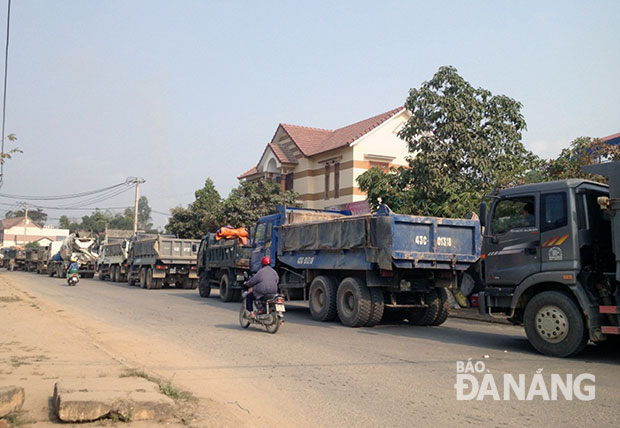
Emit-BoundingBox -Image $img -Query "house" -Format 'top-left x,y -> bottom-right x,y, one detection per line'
238,107 -> 412,211
601,132 -> 620,146
0,217 -> 70,248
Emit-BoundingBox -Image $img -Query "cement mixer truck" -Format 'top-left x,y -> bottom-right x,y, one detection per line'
48,233 -> 98,278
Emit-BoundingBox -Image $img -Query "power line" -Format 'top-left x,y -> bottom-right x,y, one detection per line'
151,209 -> 171,217
0,0 -> 10,188
0,180 -> 132,201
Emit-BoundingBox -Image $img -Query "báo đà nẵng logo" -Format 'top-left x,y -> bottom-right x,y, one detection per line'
454,359 -> 595,401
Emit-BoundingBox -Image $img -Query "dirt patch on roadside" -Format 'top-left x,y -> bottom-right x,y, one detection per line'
0,273 -> 251,428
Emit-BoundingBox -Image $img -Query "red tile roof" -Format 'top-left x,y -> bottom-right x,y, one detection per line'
238,166 -> 258,179
1,217 -> 28,229
268,143 -> 298,164
281,107 -> 404,156
601,132 -> 620,144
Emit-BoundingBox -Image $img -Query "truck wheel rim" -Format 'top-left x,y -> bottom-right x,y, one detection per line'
343,290 -> 355,315
535,305 -> 569,343
313,288 -> 325,308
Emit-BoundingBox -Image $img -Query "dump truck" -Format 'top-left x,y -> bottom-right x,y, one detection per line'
24,247 -> 39,272
35,242 -> 62,274
248,205 -> 481,327
197,233 -> 251,300
127,236 -> 200,289
48,234 -> 98,278
97,240 -> 130,282
478,160 -> 620,357
2,247 -> 16,270
15,247 -> 25,271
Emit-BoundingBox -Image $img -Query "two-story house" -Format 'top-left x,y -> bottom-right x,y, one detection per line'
238,107 -> 411,211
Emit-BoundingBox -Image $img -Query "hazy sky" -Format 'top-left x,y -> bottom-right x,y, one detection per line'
0,1 -> 618,228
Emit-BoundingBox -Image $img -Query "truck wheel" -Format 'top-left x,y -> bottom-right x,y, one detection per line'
98,267 -> 106,281
198,275 -> 211,298
523,291 -> 588,357
182,279 -> 195,289
430,288 -> 451,326
309,276 -> 338,322
57,265 -> 63,278
220,273 -> 235,302
336,277 -> 372,327
365,287 -> 385,327
145,268 -> 154,289
48,267 -> 54,277
154,278 -> 164,289
408,289 -> 440,326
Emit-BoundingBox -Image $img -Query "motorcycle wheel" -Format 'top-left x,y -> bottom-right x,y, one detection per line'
265,313 -> 280,334
239,301 -> 250,329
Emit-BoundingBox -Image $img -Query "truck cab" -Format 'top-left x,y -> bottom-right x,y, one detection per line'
480,177 -> 618,357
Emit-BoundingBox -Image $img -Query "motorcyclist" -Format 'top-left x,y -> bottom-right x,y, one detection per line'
245,256 -> 279,318
66,257 -> 79,278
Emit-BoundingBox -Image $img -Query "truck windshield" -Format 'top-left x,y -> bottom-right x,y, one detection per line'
492,196 -> 536,234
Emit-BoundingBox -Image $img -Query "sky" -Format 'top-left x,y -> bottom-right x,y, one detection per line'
0,1 -> 618,228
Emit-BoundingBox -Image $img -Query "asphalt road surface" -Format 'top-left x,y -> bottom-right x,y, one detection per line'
6,271 -> 620,427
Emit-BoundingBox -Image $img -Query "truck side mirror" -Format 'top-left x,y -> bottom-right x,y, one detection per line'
479,202 -> 487,228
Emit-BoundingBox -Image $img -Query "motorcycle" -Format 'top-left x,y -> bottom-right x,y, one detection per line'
67,272 -> 79,286
239,291 -> 286,334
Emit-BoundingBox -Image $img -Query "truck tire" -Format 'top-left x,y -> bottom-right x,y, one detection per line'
430,288 -> 451,326
336,277 -> 372,327
523,291 -> 588,357
408,289 -> 440,326
48,267 -> 54,277
365,287 -> 385,327
98,267 -> 106,281
198,275 -> 211,298
145,268 -> 154,289
220,273 -> 234,302
309,276 -> 338,322
57,265 -> 63,278
153,278 -> 164,289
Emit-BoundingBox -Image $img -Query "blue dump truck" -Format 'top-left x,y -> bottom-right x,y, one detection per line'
250,205 -> 481,327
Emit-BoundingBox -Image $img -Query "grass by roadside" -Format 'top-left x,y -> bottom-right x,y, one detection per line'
120,369 -> 198,402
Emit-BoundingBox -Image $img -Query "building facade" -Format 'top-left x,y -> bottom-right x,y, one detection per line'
239,107 -> 411,210
0,217 -> 70,248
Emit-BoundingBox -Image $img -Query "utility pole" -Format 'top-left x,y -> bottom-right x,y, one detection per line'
131,177 -> 146,235
22,201 -> 28,246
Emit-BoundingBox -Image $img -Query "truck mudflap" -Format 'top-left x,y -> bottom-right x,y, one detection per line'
599,306 -> 620,335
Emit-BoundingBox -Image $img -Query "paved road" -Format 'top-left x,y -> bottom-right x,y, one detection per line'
6,271 -> 619,427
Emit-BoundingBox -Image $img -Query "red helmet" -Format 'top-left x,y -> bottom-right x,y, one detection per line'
261,256 -> 271,266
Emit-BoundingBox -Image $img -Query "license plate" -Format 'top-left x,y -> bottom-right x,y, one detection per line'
275,304 -> 285,312
169,268 -> 176,274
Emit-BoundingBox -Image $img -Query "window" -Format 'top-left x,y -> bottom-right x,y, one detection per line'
541,192 -> 567,232
325,164 -> 331,199
334,163 -> 340,198
491,196 -> 536,234
285,173 -> 294,191
370,161 -> 388,170
254,223 -> 267,243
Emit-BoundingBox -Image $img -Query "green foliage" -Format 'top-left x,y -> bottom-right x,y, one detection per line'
359,66 -> 539,218
6,207 -> 48,225
220,180 -> 299,228
545,136 -> 620,181
25,241 -> 40,249
0,133 -> 22,165
165,178 -> 299,238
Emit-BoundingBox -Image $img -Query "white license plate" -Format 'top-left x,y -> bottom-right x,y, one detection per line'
275,304 -> 285,312
169,268 -> 176,274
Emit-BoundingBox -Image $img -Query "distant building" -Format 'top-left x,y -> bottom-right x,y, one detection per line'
0,217 -> 70,248
238,107 -> 412,210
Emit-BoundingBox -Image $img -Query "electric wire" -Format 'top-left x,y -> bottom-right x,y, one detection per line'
56,185 -> 133,208
0,181 -> 132,201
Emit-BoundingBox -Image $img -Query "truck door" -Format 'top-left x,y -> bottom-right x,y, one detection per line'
250,216 -> 276,272
484,194 -> 540,285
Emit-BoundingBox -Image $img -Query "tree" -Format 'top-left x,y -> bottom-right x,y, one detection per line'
165,178 -> 299,238
358,66 -> 539,218
545,136 -> 620,181
25,241 -> 40,249
6,208 -> 48,225
220,179 -> 299,228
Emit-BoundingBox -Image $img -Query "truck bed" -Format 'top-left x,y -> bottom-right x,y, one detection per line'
278,208 -> 480,272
